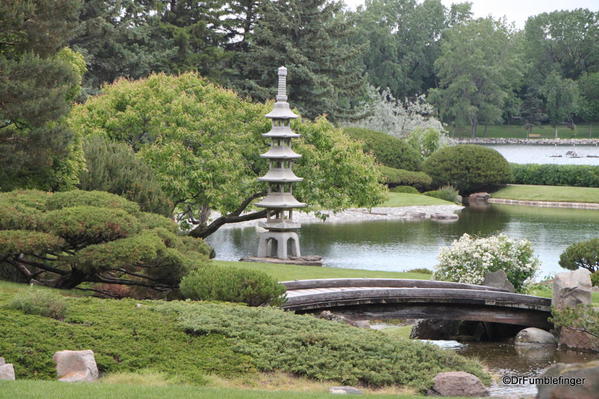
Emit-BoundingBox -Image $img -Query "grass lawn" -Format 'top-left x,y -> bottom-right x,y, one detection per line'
449,124 -> 599,139
381,192 -> 454,207
0,380 -> 478,399
491,184 -> 599,204
214,260 -> 432,281
527,282 -> 599,305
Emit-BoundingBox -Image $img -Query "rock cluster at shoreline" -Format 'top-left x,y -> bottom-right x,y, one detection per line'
453,137 -> 599,145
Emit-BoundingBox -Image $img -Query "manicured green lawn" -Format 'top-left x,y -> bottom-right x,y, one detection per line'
381,192 -> 454,207
527,281 -> 599,305
450,124 -> 599,139
492,184 -> 599,204
214,260 -> 432,281
0,381 -> 477,399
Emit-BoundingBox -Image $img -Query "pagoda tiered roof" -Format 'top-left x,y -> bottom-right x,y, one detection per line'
258,168 -> 303,183
260,146 -> 302,160
262,125 -> 301,138
265,102 -> 298,119
255,192 -> 306,209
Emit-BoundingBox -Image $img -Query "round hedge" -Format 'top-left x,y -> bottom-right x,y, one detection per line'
423,145 -> 511,194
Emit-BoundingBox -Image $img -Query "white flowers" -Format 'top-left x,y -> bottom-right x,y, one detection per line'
434,233 -> 540,292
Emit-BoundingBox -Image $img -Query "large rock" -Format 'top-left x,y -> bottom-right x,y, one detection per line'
0,357 -> 4,365
559,327 -> 599,352
53,350 -> 99,382
536,360 -> 599,399
515,327 -> 557,346
429,371 -> 488,397
483,270 -> 515,293
410,319 -> 461,340
0,363 -> 15,381
553,269 -> 592,309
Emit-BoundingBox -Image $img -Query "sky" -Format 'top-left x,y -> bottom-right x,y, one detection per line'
344,0 -> 599,28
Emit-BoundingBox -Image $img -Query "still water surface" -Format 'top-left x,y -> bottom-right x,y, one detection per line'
484,144 -> 599,165
207,204 -> 599,277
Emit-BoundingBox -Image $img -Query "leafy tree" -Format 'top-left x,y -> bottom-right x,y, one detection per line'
0,190 -> 211,292
578,72 -> 599,126
79,136 -> 173,216
559,238 -> 599,273
541,70 -> 579,138
520,87 -> 547,135
0,0 -> 85,191
524,9 -> 599,84
68,73 -> 385,238
551,305 -> 599,338
353,0 -> 471,99
429,18 -> 522,137
227,0 -> 369,121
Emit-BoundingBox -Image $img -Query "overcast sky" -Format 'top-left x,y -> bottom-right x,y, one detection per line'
344,0 -> 599,28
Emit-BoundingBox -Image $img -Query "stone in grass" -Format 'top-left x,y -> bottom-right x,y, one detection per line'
0,357 -> 4,365
537,360 -> 599,399
329,386 -> 363,394
428,371 -> 488,397
53,350 -> 99,382
0,363 -> 15,381
483,270 -> 515,293
515,327 -> 557,346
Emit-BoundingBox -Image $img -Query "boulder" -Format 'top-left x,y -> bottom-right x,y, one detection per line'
536,360 -> 599,399
329,386 -> 363,394
0,357 -> 4,365
468,192 -> 490,203
410,319 -> 461,340
515,327 -> 557,346
552,269 -> 592,309
0,363 -> 15,381
429,371 -> 488,397
483,270 -> 515,293
559,327 -> 599,352
53,350 -> 99,382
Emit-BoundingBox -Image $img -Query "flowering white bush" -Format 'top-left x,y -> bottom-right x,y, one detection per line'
434,233 -> 540,293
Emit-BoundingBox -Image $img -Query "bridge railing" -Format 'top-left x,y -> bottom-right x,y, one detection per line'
281,278 -> 511,292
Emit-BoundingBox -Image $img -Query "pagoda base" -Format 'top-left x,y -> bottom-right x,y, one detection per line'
257,231 -> 301,259
240,256 -> 323,267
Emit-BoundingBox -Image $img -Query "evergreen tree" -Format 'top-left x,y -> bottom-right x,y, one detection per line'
0,0 -> 84,191
228,0 -> 369,121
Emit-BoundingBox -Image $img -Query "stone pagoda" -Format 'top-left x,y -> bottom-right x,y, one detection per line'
255,66 -> 305,259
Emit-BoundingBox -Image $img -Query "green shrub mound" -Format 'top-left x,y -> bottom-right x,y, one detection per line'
423,186 -> 461,204
344,127 -> 423,171
511,163 -> 599,187
592,271 -> 599,287
180,265 -> 286,306
8,288 -> 67,320
380,166 -> 432,190
0,190 -> 211,292
559,238 -> 599,274
550,304 -> 599,338
158,301 -> 489,390
390,185 -> 420,194
423,145 -> 511,194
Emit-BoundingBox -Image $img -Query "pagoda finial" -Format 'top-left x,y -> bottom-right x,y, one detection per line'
276,66 -> 287,102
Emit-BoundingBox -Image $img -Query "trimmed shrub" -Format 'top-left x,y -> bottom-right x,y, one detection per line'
510,163 -> 599,187
80,136 -> 173,216
434,233 -> 540,293
550,304 -> 598,338
423,185 -> 461,204
46,190 -> 140,214
423,145 -> 511,194
9,288 -> 68,320
559,238 -> 599,273
380,166 -> 432,190
344,127 -> 423,171
180,264 -> 286,306
390,185 -> 420,194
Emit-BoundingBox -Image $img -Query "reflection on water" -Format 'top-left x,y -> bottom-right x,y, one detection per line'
485,144 -> 599,165
207,204 -> 599,276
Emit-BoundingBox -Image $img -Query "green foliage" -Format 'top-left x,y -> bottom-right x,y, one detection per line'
423,186 -> 461,204
8,288 -> 67,320
158,301 -> 489,390
559,238 -> 599,273
423,145 -> 511,194
510,164 -> 599,187
344,127 -> 423,171
68,73 -> 385,238
550,304 -> 599,338
80,136 -> 172,216
540,70 -> 579,137
180,265 -> 286,307
390,186 -> 420,194
435,233 -> 540,293
0,190 -> 209,291
405,128 -> 444,158
578,72 -> 599,122
406,268 -> 434,275
592,271 -> 599,287
430,17 -> 522,136
380,167 -> 432,191
0,0 -> 85,191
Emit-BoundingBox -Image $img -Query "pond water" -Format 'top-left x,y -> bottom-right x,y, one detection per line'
207,204 -> 599,277
483,144 -> 599,165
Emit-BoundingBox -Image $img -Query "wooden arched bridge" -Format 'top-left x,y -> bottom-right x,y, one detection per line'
281,278 -> 552,329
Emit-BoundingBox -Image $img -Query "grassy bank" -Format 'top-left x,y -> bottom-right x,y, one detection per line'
0,280 -> 486,394
214,260 -> 432,281
491,184 -> 599,203
381,192 -> 454,207
450,124 -> 599,139
0,380 -> 478,399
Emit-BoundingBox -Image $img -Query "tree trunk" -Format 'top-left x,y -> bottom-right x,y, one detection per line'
471,120 -> 478,138
554,125 -> 558,138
